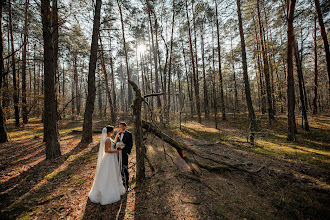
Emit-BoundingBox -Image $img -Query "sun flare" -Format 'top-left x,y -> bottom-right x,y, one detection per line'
137,44 -> 146,55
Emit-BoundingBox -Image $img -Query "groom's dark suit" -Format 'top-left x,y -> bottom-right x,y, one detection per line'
119,130 -> 133,188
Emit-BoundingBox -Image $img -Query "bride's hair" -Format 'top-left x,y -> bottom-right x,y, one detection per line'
106,125 -> 114,133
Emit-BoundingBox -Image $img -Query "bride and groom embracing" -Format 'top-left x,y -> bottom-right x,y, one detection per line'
88,122 -> 133,205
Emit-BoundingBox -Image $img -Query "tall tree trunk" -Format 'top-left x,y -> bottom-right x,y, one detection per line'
236,0 -> 257,143
117,0 -> 132,109
0,1 -> 8,142
201,24 -> 209,119
146,0 -> 162,123
185,0 -> 201,123
313,16 -> 318,115
182,42 -> 194,118
252,12 -> 266,114
287,0 -> 297,141
293,38 -> 309,131
62,62 -> 65,118
108,31 -> 117,116
81,0 -> 102,143
154,17 -> 163,124
52,0 -> 59,121
314,0 -> 330,95
22,0 -> 29,124
215,0 -> 226,120
73,53 -> 80,115
41,0 -> 61,158
257,0 -> 274,121
100,36 -> 115,123
9,0 -> 19,127
192,0 -> 201,123
230,35 -> 239,115
71,68 -> 75,118
167,2 -> 175,124
97,77 -> 102,118
212,46 -> 219,129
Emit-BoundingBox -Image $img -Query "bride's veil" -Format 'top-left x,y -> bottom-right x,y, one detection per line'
95,127 -> 107,176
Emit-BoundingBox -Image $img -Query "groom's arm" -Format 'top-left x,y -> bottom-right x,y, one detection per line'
126,132 -> 133,154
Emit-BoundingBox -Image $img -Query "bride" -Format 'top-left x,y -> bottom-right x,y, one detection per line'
88,125 -> 126,205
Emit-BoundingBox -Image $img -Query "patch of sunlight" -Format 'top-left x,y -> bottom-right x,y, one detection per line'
45,169 -> 75,181
299,139 -> 330,149
257,139 -> 306,154
8,128 -> 44,140
259,133 -> 330,157
254,139 -> 330,168
5,163 -> 68,211
13,147 -> 44,164
66,155 -> 78,162
291,170 -> 330,190
146,144 -> 157,155
268,132 -> 287,139
293,145 -> 330,157
59,125 -> 83,136
78,154 -> 96,162
68,175 -> 86,186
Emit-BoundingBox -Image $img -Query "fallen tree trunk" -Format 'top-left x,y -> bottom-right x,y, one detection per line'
142,120 -> 231,172
141,120 -> 266,174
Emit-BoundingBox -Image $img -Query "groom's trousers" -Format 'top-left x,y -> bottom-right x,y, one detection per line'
121,153 -> 129,188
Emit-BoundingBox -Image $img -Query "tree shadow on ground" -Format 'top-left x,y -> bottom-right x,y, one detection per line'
0,135 -> 89,212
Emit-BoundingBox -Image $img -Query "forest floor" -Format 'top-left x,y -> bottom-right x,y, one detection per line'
0,113 -> 329,219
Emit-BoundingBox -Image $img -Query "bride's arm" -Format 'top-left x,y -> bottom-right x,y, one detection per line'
104,139 -> 121,153
113,131 -> 120,144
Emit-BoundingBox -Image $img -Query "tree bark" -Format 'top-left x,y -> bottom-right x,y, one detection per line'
52,0 -> 59,121
167,2 -> 175,124
99,36 -> 115,123
230,35 -> 239,115
256,0 -> 274,121
182,42 -> 194,118
212,46 -> 219,129
117,0 -> 132,108
236,0 -> 257,143
215,0 -> 226,121
313,16 -> 318,114
201,24 -> 209,119
128,80 -> 145,183
81,0 -> 102,143
41,0 -> 61,158
73,53 -> 80,115
293,38 -> 310,131
314,0 -> 330,95
22,0 -> 29,124
192,0 -> 201,123
185,0 -> 201,123
153,15 -> 163,124
9,0 -> 19,127
0,1 -> 8,142
286,0 -> 297,141
108,32 -> 117,119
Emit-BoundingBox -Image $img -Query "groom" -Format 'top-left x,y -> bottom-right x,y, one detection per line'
117,122 -> 133,191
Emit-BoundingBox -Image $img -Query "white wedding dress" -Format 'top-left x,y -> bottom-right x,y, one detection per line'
88,128 -> 126,205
